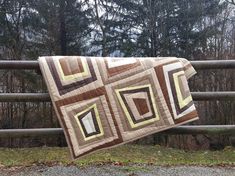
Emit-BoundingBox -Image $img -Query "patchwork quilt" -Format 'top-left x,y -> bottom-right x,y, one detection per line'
38,56 -> 198,159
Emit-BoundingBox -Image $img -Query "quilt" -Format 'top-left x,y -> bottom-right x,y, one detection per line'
38,56 -> 198,159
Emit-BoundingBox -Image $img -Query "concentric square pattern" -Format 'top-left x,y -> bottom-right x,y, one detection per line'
38,56 -> 198,159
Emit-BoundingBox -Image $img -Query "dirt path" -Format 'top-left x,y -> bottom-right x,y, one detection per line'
0,165 -> 234,176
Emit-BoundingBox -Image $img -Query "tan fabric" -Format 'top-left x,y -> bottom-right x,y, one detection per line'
38,56 -> 198,159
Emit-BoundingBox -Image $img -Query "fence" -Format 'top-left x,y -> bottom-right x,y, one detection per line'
0,60 -> 235,138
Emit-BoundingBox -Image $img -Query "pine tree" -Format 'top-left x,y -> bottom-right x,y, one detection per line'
94,0 -> 227,58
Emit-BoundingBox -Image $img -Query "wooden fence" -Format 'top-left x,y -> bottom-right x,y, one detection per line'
0,60 -> 234,138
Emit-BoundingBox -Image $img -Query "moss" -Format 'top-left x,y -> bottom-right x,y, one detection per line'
0,145 -> 234,167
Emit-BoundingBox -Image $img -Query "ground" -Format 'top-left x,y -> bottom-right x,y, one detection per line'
0,145 -> 234,176
1,165 -> 235,176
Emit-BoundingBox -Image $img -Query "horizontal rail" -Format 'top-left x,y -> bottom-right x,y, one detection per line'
0,92 -> 235,102
163,125 -> 235,135
0,128 -> 63,138
0,93 -> 50,102
0,60 -> 39,70
0,60 -> 235,70
191,92 -> 235,101
191,60 -> 235,69
0,125 -> 234,137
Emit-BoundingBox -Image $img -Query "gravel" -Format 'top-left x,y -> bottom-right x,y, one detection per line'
0,165 -> 234,176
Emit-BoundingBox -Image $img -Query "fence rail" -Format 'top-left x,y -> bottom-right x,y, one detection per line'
0,92 -> 235,102
0,125 -> 234,137
0,59 -> 235,137
0,60 -> 235,70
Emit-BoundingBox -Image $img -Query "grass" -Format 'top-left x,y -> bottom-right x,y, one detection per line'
0,145 -> 234,168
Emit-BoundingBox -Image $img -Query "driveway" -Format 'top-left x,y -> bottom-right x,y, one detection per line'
0,165 -> 234,176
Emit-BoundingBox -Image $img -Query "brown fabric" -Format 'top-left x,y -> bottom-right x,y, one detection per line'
133,98 -> 149,115
38,56 -> 199,159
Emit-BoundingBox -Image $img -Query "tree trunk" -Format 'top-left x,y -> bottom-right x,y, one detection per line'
59,0 -> 67,55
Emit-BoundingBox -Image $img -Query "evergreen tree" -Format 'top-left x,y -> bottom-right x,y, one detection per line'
98,0 -> 227,58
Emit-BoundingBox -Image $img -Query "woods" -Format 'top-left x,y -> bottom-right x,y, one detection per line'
0,0 -> 234,149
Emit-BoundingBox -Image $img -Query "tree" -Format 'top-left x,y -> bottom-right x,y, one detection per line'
93,0 -> 226,58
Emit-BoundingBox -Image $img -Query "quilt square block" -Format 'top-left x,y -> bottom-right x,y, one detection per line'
115,84 -> 160,128
105,68 -> 175,142
39,56 -> 104,101
54,87 -> 120,158
154,60 -> 198,123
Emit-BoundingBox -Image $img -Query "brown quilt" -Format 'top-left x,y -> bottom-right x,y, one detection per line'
38,56 -> 198,159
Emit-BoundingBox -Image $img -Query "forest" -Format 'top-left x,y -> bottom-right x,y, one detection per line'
0,0 -> 234,149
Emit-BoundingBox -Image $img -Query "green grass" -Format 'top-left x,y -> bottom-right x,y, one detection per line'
0,145 -> 234,167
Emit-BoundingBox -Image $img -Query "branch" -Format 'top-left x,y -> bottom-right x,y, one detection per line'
226,0 -> 235,5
